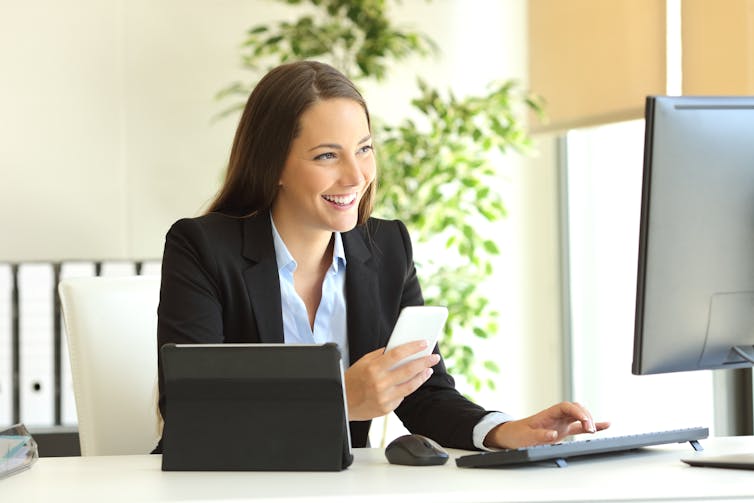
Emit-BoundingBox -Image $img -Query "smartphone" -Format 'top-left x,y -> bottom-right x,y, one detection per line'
385,306 -> 448,370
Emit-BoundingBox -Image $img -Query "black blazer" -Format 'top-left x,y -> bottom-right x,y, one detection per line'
156,211 -> 490,450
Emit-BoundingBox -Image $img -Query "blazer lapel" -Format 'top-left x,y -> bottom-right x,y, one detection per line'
343,227 -> 381,364
241,212 -> 284,344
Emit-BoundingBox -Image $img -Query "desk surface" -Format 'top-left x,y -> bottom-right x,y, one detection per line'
4,436 -> 754,502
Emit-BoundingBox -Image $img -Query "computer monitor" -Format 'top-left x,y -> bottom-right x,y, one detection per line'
633,95 -> 754,376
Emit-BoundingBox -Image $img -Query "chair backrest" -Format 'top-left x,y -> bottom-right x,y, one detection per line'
58,275 -> 161,456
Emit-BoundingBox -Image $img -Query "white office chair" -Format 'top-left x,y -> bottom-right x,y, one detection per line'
58,275 -> 161,456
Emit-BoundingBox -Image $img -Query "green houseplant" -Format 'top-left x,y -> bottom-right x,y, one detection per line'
218,0 -> 541,395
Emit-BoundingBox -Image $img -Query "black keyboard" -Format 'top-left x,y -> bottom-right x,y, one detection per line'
455,426 -> 709,468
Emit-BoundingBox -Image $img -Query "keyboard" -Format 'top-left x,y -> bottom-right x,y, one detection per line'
455,426 -> 709,468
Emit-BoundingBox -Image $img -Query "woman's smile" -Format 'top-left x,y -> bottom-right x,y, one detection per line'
322,192 -> 358,208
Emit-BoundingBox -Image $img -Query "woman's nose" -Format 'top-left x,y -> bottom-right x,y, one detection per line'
341,156 -> 366,186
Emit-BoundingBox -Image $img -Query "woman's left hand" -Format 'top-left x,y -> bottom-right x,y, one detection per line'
483,402 -> 611,449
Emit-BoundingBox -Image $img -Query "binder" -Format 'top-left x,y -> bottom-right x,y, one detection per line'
99,261 -> 136,277
0,265 -> 12,427
18,263 -> 55,427
59,262 -> 96,426
138,260 -> 162,277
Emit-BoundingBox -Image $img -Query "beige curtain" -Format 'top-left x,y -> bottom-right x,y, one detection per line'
682,0 -> 754,95
528,0 -> 754,134
528,0 -> 666,133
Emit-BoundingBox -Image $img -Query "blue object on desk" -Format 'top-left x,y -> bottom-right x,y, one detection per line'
0,423 -> 38,479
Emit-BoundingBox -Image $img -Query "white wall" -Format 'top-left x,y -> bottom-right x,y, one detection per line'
1,0 -> 565,424
516,134 -> 565,413
1,0 -> 297,261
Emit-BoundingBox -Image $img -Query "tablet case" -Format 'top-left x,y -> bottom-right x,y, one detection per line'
160,343 -> 353,471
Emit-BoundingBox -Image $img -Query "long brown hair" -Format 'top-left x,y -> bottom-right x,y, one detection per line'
207,61 -> 376,224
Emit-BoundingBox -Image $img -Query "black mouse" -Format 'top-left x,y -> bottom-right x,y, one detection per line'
384,434 -> 449,466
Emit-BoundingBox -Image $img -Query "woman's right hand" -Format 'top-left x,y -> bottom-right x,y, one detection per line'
344,341 -> 440,421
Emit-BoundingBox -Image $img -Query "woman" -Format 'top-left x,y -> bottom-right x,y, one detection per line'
155,60 -> 608,452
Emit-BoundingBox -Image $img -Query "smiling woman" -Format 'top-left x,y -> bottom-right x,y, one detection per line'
273,98 -> 376,329
274,98 -> 376,239
153,60 -> 608,456
206,62 -> 376,223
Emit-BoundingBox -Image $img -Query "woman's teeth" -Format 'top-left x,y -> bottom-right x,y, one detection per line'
323,194 -> 356,206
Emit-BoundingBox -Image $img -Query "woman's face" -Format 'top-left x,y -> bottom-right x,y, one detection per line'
273,98 -> 376,235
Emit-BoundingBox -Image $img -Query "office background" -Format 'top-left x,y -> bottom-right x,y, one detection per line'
1,0 -> 560,441
2,0 -> 752,449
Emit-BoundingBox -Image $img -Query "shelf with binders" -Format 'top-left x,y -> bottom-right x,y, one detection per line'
0,260 -> 161,456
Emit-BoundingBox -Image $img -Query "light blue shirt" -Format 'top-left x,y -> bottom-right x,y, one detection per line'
270,216 -> 349,366
270,215 -> 509,449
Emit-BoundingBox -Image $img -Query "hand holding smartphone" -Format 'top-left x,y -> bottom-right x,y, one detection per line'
385,306 -> 448,370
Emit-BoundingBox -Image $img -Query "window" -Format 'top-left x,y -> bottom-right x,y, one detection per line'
564,120 -> 715,434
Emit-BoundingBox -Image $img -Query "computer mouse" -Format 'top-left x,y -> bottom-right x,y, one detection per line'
384,434 -> 449,466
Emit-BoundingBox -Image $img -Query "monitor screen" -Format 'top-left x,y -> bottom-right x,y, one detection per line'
633,96 -> 754,375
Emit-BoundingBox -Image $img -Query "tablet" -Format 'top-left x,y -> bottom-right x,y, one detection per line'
385,306 -> 448,369
682,453 -> 754,470
160,342 -> 353,471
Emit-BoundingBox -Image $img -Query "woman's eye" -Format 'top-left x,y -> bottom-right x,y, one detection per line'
314,152 -> 336,161
358,145 -> 373,154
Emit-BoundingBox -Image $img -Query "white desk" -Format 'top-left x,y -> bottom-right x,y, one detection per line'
4,436 -> 754,502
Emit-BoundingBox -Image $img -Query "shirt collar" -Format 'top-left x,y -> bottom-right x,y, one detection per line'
332,229 -> 346,273
270,214 -> 346,273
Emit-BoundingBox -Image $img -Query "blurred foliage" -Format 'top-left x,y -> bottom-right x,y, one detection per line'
216,0 -> 436,116
220,0 -> 543,394
375,79 -> 541,391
